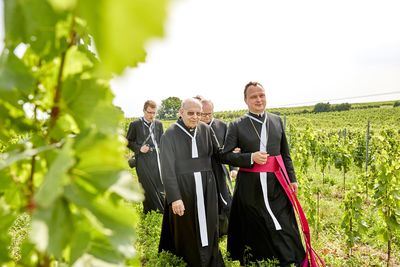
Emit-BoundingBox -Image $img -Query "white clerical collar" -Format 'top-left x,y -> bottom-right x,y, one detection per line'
249,111 -> 265,117
142,117 -> 153,124
246,112 -> 267,124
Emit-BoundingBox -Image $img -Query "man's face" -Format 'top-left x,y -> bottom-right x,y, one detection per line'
180,102 -> 202,129
143,106 -> 156,122
200,102 -> 213,124
244,85 -> 266,114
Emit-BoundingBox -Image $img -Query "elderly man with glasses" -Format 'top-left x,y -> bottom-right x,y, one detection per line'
158,98 -> 224,267
198,98 -> 239,237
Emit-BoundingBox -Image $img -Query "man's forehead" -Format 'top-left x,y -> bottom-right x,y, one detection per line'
202,102 -> 213,109
247,86 -> 265,94
184,103 -> 201,110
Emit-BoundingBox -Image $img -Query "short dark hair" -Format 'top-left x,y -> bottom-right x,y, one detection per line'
143,100 -> 157,111
244,81 -> 264,99
193,95 -> 204,101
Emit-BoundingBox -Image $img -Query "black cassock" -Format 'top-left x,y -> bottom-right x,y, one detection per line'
208,118 -> 234,236
126,118 -> 164,213
221,112 -> 305,266
158,120 -> 224,267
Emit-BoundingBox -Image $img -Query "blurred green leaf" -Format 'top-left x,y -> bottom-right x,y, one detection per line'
0,51 -> 34,105
3,0 -> 26,47
34,139 -> 75,207
70,226 -> 90,264
63,46 -> 94,78
64,183 -> 136,257
0,142 -> 61,170
89,237 -> 125,263
74,131 -> 126,172
31,198 -> 73,258
48,113 -> 80,141
78,0 -> 168,74
109,171 -> 143,202
48,0 -> 77,12
19,0 -> 66,58
62,78 -> 122,133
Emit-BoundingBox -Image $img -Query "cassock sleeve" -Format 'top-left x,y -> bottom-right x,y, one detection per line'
209,125 -> 222,159
279,117 -> 297,183
160,133 -> 182,204
220,122 -> 238,171
156,120 -> 164,142
126,121 -> 141,154
220,121 -> 253,168
160,121 -> 164,136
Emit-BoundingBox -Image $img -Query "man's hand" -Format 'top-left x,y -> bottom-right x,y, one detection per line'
230,170 -> 238,180
172,200 -> 185,216
233,147 -> 241,153
252,151 -> 269,165
140,144 -> 150,153
290,182 -> 298,195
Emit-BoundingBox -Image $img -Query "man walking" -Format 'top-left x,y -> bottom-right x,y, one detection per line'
127,100 -> 164,213
158,98 -> 224,267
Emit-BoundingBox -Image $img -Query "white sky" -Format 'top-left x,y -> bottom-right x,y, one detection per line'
2,0 -> 400,117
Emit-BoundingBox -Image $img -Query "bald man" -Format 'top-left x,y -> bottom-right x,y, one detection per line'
158,98 -> 224,267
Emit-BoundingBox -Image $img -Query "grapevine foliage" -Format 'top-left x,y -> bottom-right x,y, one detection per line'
0,0 -> 168,265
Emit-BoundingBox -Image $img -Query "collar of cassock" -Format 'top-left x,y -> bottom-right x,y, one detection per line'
177,118 -> 196,136
248,112 -> 266,121
142,117 -> 153,127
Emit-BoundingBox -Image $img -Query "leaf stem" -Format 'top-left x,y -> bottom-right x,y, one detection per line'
49,16 -> 76,137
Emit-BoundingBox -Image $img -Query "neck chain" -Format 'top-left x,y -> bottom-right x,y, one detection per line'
248,116 -> 268,151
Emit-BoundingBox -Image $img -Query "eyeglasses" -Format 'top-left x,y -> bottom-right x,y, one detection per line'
186,111 -> 201,117
145,110 -> 156,115
201,112 -> 212,117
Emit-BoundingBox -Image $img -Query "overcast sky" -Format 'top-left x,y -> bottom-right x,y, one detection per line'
2,0 -> 400,117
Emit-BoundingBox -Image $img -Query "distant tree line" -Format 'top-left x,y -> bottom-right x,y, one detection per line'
313,102 -> 351,113
154,97 -> 399,121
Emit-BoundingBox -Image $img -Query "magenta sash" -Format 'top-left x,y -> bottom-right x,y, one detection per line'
241,155 -> 325,267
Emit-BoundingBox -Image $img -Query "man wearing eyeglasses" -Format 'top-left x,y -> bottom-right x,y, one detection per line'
126,100 -> 165,213
158,98 -> 224,267
199,99 -> 238,237
220,82 -> 305,266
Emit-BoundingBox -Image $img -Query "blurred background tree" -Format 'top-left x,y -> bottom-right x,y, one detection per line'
158,96 -> 181,120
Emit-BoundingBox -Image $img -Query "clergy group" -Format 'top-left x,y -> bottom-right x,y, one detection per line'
126,82 -> 322,267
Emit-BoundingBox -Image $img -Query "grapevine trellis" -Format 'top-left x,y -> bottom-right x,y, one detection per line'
286,122 -> 400,266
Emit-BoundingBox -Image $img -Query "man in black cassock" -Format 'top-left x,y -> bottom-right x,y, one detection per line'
158,98 -> 224,267
126,100 -> 164,213
221,82 -> 305,266
199,98 -> 238,236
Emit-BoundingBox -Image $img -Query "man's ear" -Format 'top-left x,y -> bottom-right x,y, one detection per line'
179,108 -> 184,116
